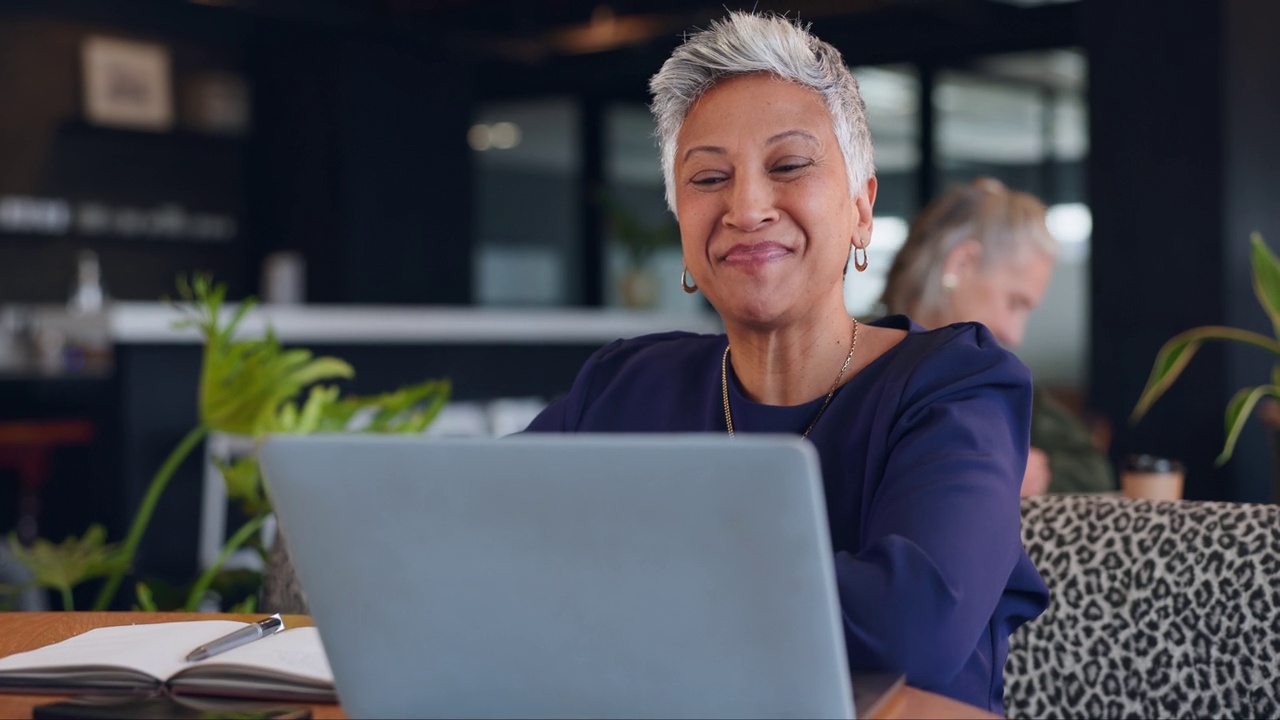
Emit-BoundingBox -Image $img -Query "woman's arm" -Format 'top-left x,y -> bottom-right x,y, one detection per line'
835,329 -> 1043,686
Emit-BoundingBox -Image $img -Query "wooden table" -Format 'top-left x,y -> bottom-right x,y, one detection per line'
0,613 -> 997,719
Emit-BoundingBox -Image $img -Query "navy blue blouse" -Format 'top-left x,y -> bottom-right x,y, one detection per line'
525,314 -> 1050,712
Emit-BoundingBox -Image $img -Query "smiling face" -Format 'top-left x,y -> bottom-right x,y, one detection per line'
674,73 -> 875,329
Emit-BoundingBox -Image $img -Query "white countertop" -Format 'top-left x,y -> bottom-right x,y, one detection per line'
105,302 -> 724,345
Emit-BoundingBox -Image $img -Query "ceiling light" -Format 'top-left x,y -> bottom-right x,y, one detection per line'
488,122 -> 521,150
467,124 -> 492,151
549,12 -> 664,55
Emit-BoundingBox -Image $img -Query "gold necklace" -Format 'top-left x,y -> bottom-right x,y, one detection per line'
721,317 -> 859,438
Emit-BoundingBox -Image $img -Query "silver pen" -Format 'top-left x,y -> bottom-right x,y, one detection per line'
185,613 -> 285,662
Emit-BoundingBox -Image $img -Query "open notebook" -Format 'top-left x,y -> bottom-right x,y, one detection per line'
0,620 -> 334,703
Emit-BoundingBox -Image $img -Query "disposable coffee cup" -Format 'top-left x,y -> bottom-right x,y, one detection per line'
1121,454 -> 1184,500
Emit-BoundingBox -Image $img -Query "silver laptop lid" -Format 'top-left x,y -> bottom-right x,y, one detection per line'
260,433 -> 853,720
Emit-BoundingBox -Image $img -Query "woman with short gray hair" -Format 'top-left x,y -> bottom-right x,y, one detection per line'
648,11 -> 874,215
527,13 -> 1048,713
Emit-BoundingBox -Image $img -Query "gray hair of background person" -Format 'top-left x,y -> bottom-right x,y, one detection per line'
648,11 -> 875,217
880,177 -> 1058,318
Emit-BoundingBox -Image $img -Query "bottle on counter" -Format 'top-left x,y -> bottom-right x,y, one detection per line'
68,250 -> 107,314
60,249 -> 113,374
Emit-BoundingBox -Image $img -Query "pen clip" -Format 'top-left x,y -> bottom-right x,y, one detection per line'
258,613 -> 285,633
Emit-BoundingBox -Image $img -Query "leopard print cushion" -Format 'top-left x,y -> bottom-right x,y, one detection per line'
1005,494 -> 1280,719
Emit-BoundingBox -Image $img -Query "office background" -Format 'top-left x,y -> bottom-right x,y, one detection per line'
1,0 -> 1278,586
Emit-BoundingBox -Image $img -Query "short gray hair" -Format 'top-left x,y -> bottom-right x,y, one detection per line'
648,11 -> 874,216
880,177 -> 1058,318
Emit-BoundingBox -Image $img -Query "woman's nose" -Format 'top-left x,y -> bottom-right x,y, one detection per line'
722,173 -> 779,231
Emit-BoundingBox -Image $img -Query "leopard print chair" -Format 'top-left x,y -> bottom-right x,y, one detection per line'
1005,494 -> 1280,719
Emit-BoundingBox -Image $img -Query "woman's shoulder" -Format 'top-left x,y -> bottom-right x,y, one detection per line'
528,331 -> 724,432
867,314 -> 1013,356
866,315 -> 1030,388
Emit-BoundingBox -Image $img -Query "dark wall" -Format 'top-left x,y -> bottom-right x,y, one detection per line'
338,42 -> 473,303
244,21 -> 474,305
244,27 -> 344,303
1086,0 -> 1280,503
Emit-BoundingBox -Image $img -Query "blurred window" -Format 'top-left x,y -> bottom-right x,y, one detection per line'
601,103 -> 712,313
468,51 -> 1088,344
845,64 -> 920,316
472,98 -> 581,306
934,48 -> 1090,386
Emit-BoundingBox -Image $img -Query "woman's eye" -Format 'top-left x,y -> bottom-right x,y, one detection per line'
771,160 -> 812,174
690,173 -> 727,187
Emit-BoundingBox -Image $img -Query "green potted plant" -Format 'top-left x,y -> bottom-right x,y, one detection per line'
4,275 -> 450,612
1131,233 -> 1280,470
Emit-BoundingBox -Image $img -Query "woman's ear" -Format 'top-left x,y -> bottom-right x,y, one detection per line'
852,176 -> 878,249
943,238 -> 983,280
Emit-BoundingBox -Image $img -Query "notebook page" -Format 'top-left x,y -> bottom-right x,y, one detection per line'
174,626 -> 334,687
0,621 -> 249,682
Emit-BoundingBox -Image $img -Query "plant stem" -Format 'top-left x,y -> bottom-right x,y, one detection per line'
184,512 -> 269,612
59,586 -> 74,611
135,582 -> 158,612
93,425 -> 210,611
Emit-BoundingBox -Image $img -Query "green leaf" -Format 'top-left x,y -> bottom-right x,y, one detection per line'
170,273 -> 357,437
8,525 -> 124,605
288,385 -> 342,434
323,379 -> 452,433
1218,385 -> 1280,465
1133,233 -> 1280,470
183,513 -> 269,612
134,581 -> 159,612
1131,325 -> 1280,424
124,575 -> 188,611
216,455 -> 271,516
1131,336 -> 1200,423
1252,232 -> 1280,338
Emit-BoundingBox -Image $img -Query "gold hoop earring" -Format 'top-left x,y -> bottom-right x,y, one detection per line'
853,246 -> 869,272
681,265 -> 698,294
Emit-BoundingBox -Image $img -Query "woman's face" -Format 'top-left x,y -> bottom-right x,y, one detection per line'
947,248 -> 1055,348
674,73 -> 874,329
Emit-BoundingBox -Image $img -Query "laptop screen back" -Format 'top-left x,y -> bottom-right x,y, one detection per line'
259,433 -> 853,719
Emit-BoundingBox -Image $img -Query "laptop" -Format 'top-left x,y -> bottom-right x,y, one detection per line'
258,433 -> 855,719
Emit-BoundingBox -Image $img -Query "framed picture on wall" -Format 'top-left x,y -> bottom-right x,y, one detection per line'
81,35 -> 174,131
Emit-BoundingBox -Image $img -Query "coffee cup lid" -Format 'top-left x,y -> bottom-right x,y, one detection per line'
1124,453 -> 1184,473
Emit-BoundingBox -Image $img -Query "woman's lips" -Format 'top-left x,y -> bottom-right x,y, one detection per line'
720,242 -> 792,265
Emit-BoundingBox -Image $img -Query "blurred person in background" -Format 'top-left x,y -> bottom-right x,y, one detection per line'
880,176 -> 1114,496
